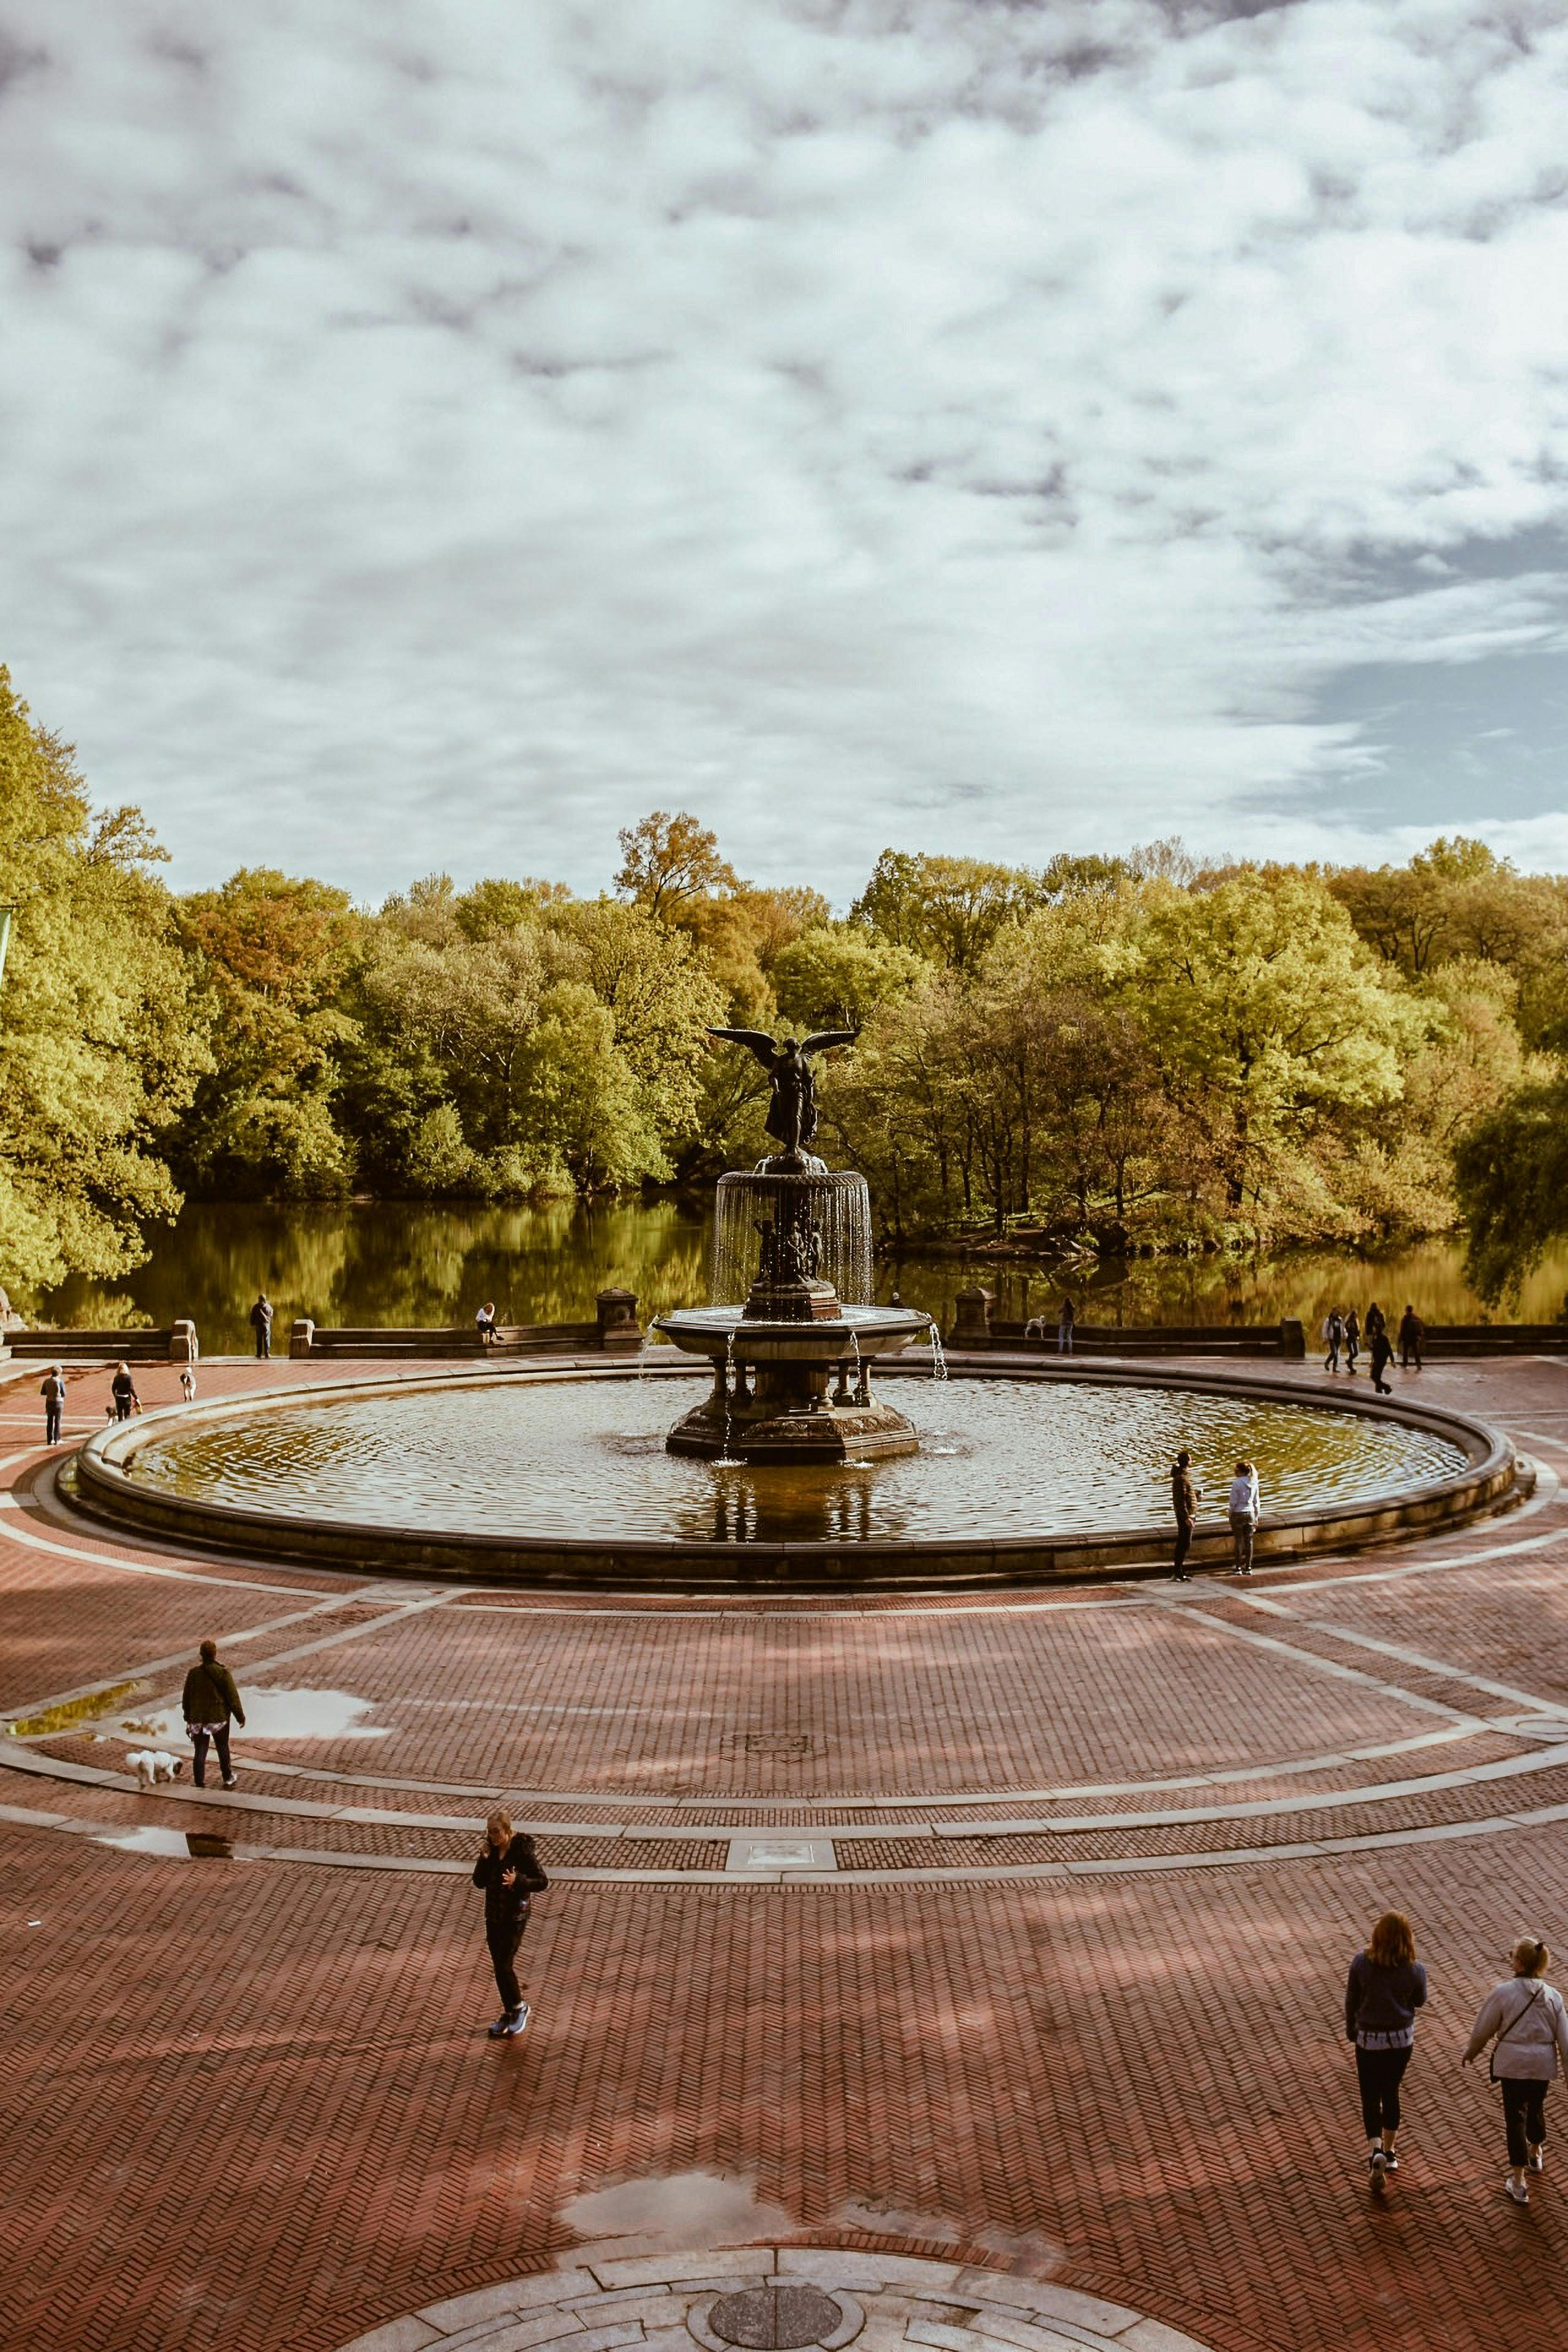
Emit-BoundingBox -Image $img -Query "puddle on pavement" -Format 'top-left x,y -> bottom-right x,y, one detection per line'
113,1687 -> 389,1744
96,1825 -> 235,1859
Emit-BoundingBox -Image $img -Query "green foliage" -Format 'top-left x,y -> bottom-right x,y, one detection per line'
0,667 -> 210,1287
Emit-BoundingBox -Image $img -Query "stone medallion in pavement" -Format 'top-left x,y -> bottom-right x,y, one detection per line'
334,2250 -> 1214,2352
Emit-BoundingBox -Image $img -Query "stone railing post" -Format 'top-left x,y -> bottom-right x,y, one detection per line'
1279,1317 -> 1305,1359
596,1288 -> 642,1350
289,1318 -> 315,1359
167,1318 -> 199,1364
951,1287 -> 994,1350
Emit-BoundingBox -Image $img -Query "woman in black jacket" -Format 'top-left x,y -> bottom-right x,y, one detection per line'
472,1809 -> 548,2038
1345,1909 -> 1427,2190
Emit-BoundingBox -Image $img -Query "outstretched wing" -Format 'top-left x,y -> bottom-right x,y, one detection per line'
800,1029 -> 858,1056
707,1026 -> 779,1071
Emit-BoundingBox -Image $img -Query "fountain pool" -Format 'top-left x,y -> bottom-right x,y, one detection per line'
72,1359 -> 1514,1589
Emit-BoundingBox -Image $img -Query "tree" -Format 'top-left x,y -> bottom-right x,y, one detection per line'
176,869 -> 361,1196
852,850 -> 1045,971
614,810 -> 738,922
1455,1075 -> 1568,1303
0,667 -> 211,1289
772,922 -> 928,1032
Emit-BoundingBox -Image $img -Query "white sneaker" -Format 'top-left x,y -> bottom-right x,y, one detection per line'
1528,2146 -> 1545,2175
1505,2176 -> 1530,2205
503,2002 -> 531,2036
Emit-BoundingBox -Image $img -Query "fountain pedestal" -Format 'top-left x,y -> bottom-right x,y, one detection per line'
653,1157 -> 932,1462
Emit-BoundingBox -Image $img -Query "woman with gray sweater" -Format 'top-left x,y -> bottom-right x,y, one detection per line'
1464,1935 -> 1568,2203
1345,1910 -> 1427,2190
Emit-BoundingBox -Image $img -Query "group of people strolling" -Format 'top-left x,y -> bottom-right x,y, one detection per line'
1169,1452 -> 1260,1581
1349,1910 -> 1568,2205
1322,1301 -> 1425,1394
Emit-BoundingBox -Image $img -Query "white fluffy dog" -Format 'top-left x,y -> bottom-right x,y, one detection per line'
126,1749 -> 182,1788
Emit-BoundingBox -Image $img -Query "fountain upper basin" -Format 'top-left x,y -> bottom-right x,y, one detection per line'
652,1303 -> 933,1363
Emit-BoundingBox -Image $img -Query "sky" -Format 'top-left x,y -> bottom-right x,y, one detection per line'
2,0 -> 1568,905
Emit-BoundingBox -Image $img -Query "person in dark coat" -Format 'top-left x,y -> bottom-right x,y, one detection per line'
181,1638 -> 246,1788
1398,1305 -> 1425,1370
110,1362 -> 140,1421
249,1294 -> 274,1360
473,1808 -> 549,2037
1168,1449 -> 1198,1582
1346,1909 -> 1427,2189
1369,1324 -> 1395,1396
1344,1307 -> 1361,1374
40,1366 -> 66,1446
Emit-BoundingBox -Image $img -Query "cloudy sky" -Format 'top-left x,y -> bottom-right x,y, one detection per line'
2,0 -> 1568,902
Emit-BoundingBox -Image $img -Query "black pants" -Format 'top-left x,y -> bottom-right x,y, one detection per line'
487,1920 -> 526,2013
254,1332 -> 270,1359
1356,2044 -> 1411,2136
1401,1344 -> 1421,1368
191,1723 -> 232,1788
1173,1521 -> 1192,1574
44,1402 -> 62,1443
1502,2078 -> 1549,2167
114,1398 -> 134,1421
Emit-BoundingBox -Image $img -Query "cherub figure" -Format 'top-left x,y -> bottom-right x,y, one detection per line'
707,1027 -> 856,1157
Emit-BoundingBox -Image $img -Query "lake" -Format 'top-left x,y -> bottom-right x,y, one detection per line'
23,1199 -> 1568,1355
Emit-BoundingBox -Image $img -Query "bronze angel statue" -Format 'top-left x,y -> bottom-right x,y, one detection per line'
707,1027 -> 857,1157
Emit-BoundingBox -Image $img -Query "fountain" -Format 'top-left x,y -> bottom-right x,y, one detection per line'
653,1027 -> 931,1461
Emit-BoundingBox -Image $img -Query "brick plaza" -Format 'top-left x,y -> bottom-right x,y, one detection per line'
4,1351 -> 1568,2352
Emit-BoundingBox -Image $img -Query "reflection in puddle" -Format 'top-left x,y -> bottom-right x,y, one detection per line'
112,1687 -> 389,1745
96,1825 -> 236,1858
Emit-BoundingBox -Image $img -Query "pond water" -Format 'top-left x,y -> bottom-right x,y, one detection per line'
26,1199 -> 1568,1356
123,1371 -> 1470,1546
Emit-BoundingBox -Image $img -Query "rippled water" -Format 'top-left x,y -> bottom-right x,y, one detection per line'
124,1373 -> 1471,1545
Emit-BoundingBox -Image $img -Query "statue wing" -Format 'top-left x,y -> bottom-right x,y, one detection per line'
707,1026 -> 779,1071
800,1029 -> 859,1056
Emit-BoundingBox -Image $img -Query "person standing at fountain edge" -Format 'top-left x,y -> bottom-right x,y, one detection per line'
1227,1459 -> 1260,1575
249,1292 -> 273,1360
39,1364 -> 65,1445
706,1026 -> 857,1158
1464,1936 -> 1568,2204
182,1638 -> 245,1789
1168,1450 -> 1198,1581
1345,1911 -> 1426,2192
1058,1296 -> 1075,1355
1399,1304 -> 1425,1370
473,1809 -> 548,2039
1322,1308 -> 1345,1373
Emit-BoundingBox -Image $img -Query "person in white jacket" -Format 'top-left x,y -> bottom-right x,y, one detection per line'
1463,1935 -> 1568,2203
1227,1459 -> 1260,1576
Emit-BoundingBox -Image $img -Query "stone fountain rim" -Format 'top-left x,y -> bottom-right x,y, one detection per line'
64,1354 -> 1523,1591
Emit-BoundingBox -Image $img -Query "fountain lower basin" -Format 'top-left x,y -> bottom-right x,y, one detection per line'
652,1302 -> 934,1462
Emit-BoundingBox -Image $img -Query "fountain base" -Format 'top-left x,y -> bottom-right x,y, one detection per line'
666,1391 -> 919,1463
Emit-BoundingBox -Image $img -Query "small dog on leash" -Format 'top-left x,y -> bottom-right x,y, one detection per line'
180,1368 -> 196,1402
126,1749 -> 182,1788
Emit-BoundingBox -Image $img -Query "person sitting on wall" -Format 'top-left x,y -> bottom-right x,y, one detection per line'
475,1301 -> 499,1347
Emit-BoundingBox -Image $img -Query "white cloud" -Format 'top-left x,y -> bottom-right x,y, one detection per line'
2,0 -> 1568,899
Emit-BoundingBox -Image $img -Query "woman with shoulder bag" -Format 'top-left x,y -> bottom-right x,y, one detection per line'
1345,1910 -> 1427,2190
1464,1934 -> 1568,2203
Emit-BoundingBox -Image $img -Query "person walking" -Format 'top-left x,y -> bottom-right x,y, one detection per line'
1365,1300 -> 1387,1344
1323,1308 -> 1345,1373
40,1365 -> 66,1446
1169,1449 -> 1198,1582
1058,1295 -> 1075,1356
1227,1458 -> 1260,1576
1399,1304 -> 1425,1371
1344,1307 -> 1361,1375
249,1293 -> 274,1360
110,1362 -> 140,1421
472,1807 -> 549,2038
181,1637 -> 245,1790
1464,1935 -> 1568,2204
1346,1911 -> 1427,2191
1369,1322 -> 1395,1397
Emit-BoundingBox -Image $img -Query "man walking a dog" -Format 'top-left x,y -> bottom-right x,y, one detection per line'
182,1638 -> 246,1789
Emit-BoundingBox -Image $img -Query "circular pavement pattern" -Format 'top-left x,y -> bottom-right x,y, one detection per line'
333,2249 -> 1214,2352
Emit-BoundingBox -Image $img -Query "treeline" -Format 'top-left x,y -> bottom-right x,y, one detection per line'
1,664 -> 1564,1295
